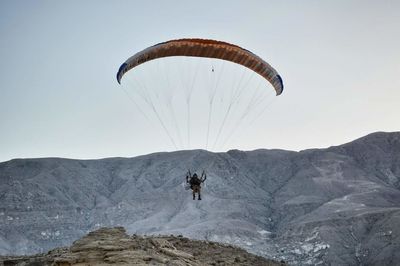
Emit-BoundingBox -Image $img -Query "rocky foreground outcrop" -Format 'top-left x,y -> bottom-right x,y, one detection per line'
0,227 -> 283,265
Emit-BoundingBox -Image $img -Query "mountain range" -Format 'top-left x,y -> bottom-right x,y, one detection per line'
1,132 -> 399,265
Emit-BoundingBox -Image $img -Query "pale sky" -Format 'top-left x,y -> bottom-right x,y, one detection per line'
1,0 -> 399,162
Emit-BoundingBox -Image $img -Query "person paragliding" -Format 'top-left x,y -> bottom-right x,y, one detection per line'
186,170 -> 207,200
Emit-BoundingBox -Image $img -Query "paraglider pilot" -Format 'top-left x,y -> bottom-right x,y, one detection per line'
186,170 -> 206,200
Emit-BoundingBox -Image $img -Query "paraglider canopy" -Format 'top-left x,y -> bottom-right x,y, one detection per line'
115,38 -> 284,151
116,38 -> 283,95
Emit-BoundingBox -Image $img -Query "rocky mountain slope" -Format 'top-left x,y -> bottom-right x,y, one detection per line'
0,227 -> 281,265
0,132 -> 399,265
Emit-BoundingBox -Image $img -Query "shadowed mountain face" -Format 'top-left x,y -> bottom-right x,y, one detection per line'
0,132 -> 399,265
